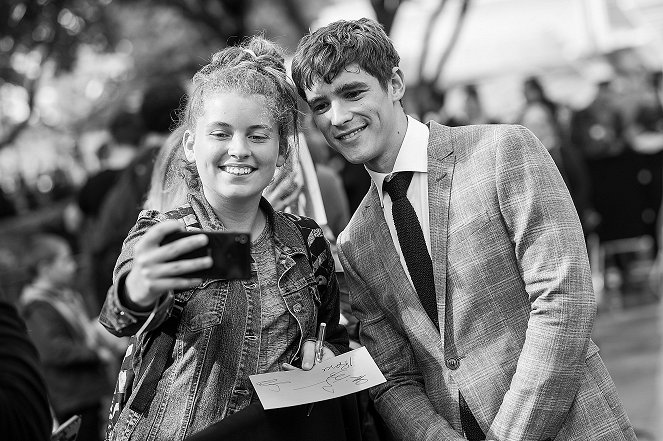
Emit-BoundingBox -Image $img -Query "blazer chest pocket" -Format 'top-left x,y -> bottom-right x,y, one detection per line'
448,210 -> 492,246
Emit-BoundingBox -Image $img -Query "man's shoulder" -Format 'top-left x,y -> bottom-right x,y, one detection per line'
428,122 -> 536,157
338,190 -> 377,243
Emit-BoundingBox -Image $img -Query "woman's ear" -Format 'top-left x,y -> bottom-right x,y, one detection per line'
390,67 -> 406,102
182,130 -> 196,162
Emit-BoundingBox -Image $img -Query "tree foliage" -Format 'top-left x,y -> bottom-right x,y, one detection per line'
0,0 -> 117,146
0,0 -> 471,153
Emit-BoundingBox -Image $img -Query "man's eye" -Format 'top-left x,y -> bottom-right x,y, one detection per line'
311,102 -> 329,114
346,90 -> 363,99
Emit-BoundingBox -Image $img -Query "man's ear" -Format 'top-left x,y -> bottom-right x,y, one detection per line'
390,67 -> 406,102
182,130 -> 196,162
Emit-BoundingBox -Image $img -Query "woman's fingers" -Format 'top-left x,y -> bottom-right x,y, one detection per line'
135,221 -> 209,264
137,220 -> 184,249
143,257 -> 213,279
125,222 -> 214,306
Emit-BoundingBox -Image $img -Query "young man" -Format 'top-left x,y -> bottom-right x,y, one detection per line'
291,18 -> 636,441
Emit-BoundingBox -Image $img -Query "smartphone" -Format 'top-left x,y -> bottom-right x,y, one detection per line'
160,231 -> 251,280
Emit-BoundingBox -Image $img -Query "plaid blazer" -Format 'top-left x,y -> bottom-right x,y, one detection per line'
337,122 -> 637,441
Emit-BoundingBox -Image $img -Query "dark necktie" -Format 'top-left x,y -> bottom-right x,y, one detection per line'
383,171 -> 439,329
384,172 -> 485,441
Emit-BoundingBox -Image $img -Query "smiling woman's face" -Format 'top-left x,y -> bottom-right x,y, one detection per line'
183,91 -> 284,209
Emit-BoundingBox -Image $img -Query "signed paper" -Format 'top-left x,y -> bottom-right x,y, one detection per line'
249,346 -> 386,409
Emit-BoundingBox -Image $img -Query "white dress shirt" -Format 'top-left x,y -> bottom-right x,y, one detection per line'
366,116 -> 430,287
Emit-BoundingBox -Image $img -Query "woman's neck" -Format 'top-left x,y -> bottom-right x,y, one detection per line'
211,198 -> 266,238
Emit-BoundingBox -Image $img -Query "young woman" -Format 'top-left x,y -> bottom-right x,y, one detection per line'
99,36 -> 348,441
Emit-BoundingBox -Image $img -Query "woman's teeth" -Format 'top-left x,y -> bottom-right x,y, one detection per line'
224,166 -> 253,175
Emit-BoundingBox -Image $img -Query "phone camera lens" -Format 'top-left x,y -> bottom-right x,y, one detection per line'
237,235 -> 248,244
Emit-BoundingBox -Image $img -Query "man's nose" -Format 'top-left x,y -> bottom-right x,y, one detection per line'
329,102 -> 352,126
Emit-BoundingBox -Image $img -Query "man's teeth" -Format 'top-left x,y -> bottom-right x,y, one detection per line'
224,166 -> 252,175
341,127 -> 363,139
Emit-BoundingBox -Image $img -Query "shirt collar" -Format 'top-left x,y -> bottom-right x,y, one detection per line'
366,115 -> 429,205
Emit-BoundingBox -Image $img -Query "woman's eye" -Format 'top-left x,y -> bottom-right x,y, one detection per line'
249,134 -> 269,142
210,131 -> 231,139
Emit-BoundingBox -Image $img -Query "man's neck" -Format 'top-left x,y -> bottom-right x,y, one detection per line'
365,111 -> 409,173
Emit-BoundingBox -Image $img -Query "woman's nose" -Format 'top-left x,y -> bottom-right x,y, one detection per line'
227,135 -> 251,158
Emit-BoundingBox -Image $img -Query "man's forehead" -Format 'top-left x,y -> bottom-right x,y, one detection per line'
306,65 -> 373,96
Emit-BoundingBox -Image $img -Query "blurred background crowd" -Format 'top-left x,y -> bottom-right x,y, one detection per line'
1,0 -> 663,439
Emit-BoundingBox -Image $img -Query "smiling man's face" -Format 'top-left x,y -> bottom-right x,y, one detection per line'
304,64 -> 406,173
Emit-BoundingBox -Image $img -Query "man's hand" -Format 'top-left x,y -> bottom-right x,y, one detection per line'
263,152 -> 304,211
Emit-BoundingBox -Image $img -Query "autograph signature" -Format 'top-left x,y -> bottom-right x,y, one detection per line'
255,378 -> 292,392
292,357 -> 368,393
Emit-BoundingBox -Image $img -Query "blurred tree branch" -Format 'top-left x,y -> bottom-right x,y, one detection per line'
371,0 -> 405,35
0,0 -> 116,150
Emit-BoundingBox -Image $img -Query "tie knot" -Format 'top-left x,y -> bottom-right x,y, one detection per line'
383,171 -> 414,201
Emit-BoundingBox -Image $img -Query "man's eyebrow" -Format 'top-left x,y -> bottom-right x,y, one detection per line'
306,81 -> 368,106
335,81 -> 368,94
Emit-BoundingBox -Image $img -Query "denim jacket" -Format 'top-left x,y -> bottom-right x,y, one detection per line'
99,193 -> 348,441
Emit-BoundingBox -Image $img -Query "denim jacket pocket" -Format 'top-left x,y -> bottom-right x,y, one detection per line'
182,282 -> 229,333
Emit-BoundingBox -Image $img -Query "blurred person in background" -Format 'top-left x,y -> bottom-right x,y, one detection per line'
518,76 -> 596,234
292,17 -> 636,440
89,80 -> 187,311
77,111 -> 145,221
0,297 -> 51,441
68,110 -> 145,312
455,83 -> 500,126
572,73 -> 662,296
19,233 -> 119,441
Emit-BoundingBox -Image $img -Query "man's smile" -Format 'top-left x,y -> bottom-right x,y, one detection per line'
336,126 -> 366,141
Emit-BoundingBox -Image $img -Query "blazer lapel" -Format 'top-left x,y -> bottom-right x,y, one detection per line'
361,185 -> 423,312
362,187 -> 414,286
427,122 -> 455,341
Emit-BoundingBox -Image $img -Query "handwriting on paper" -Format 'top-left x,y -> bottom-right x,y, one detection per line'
249,346 -> 386,409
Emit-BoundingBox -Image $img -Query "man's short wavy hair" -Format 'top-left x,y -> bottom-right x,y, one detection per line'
291,18 -> 400,100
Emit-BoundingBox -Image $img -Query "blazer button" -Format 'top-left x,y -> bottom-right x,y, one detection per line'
446,358 -> 460,370
293,303 -> 303,313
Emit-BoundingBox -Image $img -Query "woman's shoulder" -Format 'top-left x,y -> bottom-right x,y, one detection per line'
279,211 -> 322,232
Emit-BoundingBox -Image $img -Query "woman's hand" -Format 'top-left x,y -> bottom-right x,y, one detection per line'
281,340 -> 335,371
124,220 -> 212,308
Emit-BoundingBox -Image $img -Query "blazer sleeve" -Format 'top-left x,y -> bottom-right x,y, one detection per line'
337,239 -> 466,441
487,125 -> 596,440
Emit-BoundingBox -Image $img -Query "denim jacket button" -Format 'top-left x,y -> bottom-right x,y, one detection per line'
293,303 -> 303,313
446,358 -> 460,370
